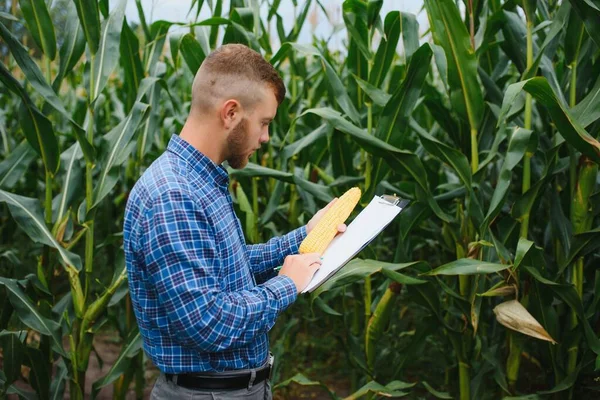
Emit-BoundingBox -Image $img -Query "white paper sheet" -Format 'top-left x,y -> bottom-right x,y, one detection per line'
302,195 -> 405,293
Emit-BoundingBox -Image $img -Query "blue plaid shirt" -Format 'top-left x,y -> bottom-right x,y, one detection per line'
123,134 -> 306,373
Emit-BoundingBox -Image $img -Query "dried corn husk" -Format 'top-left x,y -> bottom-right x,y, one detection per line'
493,300 -> 557,344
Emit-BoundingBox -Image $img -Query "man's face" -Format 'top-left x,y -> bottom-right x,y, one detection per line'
226,87 -> 278,169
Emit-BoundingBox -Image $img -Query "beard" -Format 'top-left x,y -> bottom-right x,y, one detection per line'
226,117 -> 251,169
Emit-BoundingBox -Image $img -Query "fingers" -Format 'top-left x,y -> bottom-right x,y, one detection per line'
305,253 -> 322,265
337,224 -> 346,232
308,262 -> 321,274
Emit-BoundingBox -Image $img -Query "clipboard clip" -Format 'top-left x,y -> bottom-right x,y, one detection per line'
379,194 -> 401,206
378,194 -> 410,208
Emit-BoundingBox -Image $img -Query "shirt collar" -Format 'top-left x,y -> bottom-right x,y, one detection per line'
167,134 -> 229,190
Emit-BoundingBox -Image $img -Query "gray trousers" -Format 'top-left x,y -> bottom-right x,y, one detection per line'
150,372 -> 273,400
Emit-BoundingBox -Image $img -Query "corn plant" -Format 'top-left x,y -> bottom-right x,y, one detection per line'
1,0 -> 599,399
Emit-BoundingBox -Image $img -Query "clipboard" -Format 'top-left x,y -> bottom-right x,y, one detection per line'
302,195 -> 409,293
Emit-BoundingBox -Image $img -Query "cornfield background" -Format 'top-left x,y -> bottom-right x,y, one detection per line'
0,0 -> 599,398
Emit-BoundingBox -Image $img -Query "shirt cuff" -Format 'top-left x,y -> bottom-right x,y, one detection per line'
283,225 -> 307,255
262,275 -> 297,311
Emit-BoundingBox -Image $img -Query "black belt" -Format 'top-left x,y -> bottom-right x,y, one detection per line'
165,364 -> 271,391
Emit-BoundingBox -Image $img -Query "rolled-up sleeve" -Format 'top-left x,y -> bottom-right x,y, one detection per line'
143,190 -> 297,352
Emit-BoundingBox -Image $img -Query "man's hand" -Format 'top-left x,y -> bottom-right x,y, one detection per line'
306,198 -> 347,235
278,253 -> 322,293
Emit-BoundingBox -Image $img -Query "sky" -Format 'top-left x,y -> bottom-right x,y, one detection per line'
110,0 -> 430,50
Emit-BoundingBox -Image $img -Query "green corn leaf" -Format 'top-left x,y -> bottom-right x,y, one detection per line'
169,32 -> 184,67
312,259 -> 427,299
234,182 -> 258,243
187,0 -> 206,21
90,330 -> 142,400
259,180 -> 285,225
343,0 -> 371,60
136,78 -> 170,159
572,75 -> 600,128
0,190 -> 82,271
180,33 -> 206,75
513,237 -> 534,270
120,17 -> 145,109
53,143 -> 83,224
54,2 -> 86,89
537,367 -> 581,394
93,102 -> 151,208
144,21 -> 173,77
273,373 -> 340,399
522,2 -> 570,80
345,380 -> 416,399
271,43 -> 361,125
422,381 -> 453,399
565,5 -> 585,66
6,385 -> 37,400
366,0 -> 383,28
25,346 -> 51,399
561,227 -> 600,270
18,0 -> 57,60
281,124 -> 329,162
424,0 -> 483,131
0,22 -> 92,161
90,0 -> 126,102
424,258 -> 510,276
229,163 -> 333,203
369,11 -> 401,87
569,0 -> 600,48
0,63 -> 60,174
0,140 -> 37,189
498,77 -> 600,163
481,127 -> 533,231
398,201 -> 431,240
284,0 -> 312,43
498,10 -> 567,105
522,0 -> 537,21
511,178 -> 547,224
19,103 -> 60,174
0,279 -> 66,357
72,0 -> 101,54
352,74 -> 391,107
329,132 -> 356,179
0,11 -> 19,22
367,43 -> 432,200
417,129 -> 472,189
209,0 -> 223,47
49,359 -> 68,400
223,8 -> 260,50
0,331 -> 26,384
195,25 -> 211,57
301,107 -> 451,222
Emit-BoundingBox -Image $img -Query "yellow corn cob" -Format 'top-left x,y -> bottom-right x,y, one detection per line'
299,187 -> 361,255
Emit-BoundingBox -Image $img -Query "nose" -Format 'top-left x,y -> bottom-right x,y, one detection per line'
260,128 -> 269,144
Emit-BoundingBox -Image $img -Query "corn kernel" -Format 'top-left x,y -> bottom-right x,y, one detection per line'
299,187 -> 361,255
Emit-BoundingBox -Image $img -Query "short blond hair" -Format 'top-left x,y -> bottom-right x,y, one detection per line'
191,44 -> 286,115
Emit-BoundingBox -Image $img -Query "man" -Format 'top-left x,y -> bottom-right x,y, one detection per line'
123,43 -> 345,399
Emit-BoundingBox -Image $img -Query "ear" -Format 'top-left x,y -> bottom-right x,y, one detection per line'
220,99 -> 242,130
